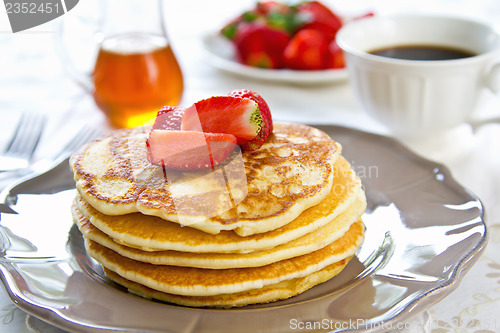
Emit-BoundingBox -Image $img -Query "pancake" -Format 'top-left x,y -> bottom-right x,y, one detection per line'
73,186 -> 364,267
70,123 -> 340,236
103,257 -> 352,308
75,157 -> 363,253
84,220 -> 364,297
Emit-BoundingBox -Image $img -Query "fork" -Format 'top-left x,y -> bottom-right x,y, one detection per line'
55,124 -> 101,159
0,124 -> 102,201
30,124 -> 102,172
0,123 -> 101,178
0,113 -> 46,173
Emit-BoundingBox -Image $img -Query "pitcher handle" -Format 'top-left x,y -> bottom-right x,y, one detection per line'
55,14 -> 100,93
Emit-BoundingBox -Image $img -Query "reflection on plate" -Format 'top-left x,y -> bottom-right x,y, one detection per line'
202,33 -> 348,84
0,126 -> 486,333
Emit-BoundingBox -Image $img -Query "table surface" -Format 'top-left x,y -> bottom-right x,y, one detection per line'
0,0 -> 499,332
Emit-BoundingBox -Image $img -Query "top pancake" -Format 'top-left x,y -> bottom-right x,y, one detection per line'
70,123 -> 340,236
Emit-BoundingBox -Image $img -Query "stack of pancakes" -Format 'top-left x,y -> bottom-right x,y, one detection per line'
70,123 -> 366,308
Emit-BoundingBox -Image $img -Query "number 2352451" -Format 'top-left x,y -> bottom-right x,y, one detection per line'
5,2 -> 62,14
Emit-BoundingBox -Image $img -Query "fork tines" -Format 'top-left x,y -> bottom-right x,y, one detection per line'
4,113 -> 46,158
57,125 -> 102,157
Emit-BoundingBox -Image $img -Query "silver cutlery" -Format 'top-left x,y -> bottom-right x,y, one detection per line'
56,124 -> 102,158
0,113 -> 46,173
31,124 -> 102,172
0,125 -> 102,204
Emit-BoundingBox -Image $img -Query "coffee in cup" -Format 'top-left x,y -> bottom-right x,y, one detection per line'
336,15 -> 500,137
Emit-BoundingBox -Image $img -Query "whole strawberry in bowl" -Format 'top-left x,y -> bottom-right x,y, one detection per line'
203,1 -> 372,83
295,0 -> 343,41
233,23 -> 290,69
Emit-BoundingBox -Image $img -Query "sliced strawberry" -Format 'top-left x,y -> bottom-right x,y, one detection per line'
229,89 -> 272,151
147,130 -> 237,170
181,96 -> 262,145
233,23 -> 290,69
152,106 -> 186,131
296,1 -> 342,40
283,28 -> 331,70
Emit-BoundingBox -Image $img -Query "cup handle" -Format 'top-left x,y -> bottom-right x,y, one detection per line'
468,61 -> 500,131
486,61 -> 500,93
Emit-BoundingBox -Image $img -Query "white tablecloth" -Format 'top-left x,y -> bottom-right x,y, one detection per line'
0,0 -> 499,332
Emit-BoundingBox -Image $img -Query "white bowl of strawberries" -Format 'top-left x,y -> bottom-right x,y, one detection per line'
203,1 -> 368,84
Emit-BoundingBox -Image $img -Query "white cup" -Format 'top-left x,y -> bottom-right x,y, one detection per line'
336,15 -> 500,137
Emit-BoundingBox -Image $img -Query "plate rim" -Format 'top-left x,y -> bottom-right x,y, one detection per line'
315,124 -> 488,331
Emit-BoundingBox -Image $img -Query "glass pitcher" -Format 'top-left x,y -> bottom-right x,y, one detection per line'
58,0 -> 184,128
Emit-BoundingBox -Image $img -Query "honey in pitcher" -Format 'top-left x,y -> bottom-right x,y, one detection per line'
92,33 -> 184,128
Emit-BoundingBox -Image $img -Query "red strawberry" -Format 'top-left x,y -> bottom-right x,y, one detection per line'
327,40 -> 345,69
256,1 -> 299,33
151,106 -> 185,131
221,10 -> 261,40
147,130 -> 237,170
283,28 -> 331,70
256,1 -> 290,15
229,89 -> 272,151
233,23 -> 290,69
181,96 -> 262,145
296,1 -> 342,40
